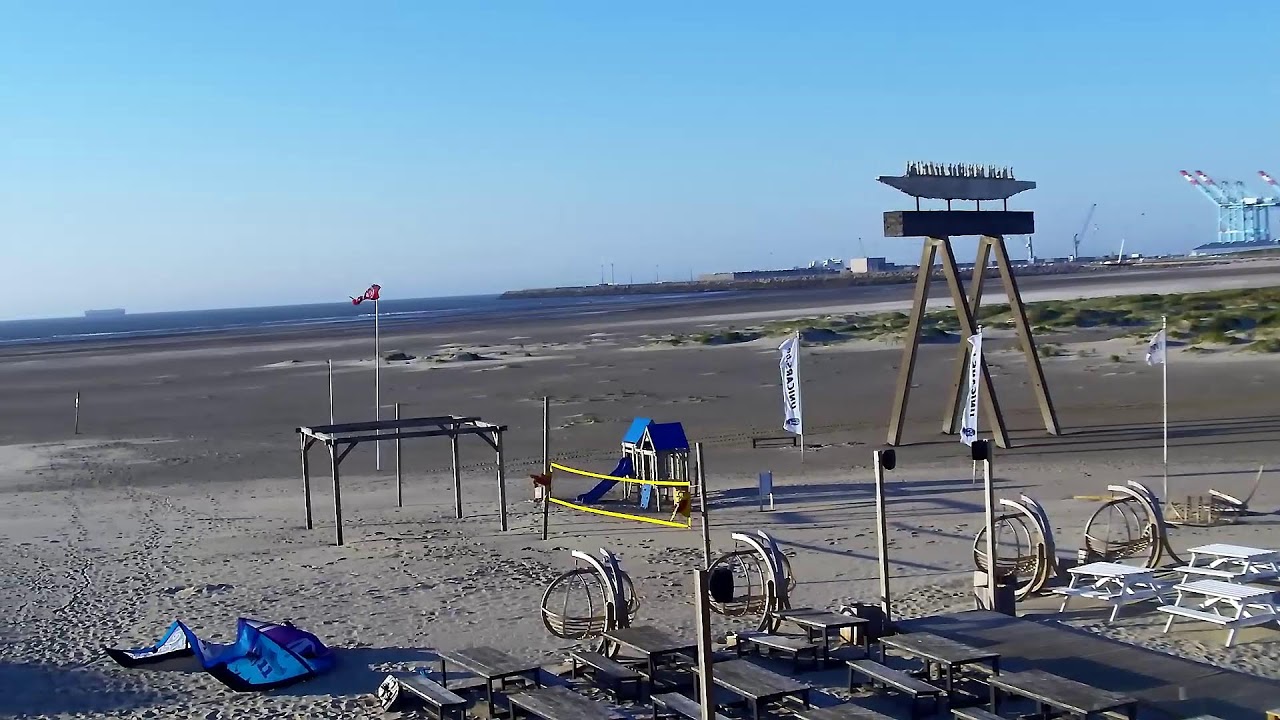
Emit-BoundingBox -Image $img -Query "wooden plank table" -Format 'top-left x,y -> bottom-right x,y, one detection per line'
989,669 -> 1137,719
711,658 -> 810,720
506,685 -> 613,720
1159,579 -> 1279,647
439,646 -> 542,717
879,631 -> 999,702
797,702 -> 896,720
603,625 -> 698,681
774,608 -> 870,659
1184,543 -> 1280,582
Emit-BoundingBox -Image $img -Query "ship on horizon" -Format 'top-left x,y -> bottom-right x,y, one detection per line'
84,308 -> 127,318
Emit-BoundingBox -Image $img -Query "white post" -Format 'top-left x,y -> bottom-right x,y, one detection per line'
1161,314 -> 1168,504
375,297 -> 381,471
983,445 -> 997,605
327,359 -> 334,424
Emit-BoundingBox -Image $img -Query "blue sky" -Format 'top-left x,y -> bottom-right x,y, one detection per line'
2,1 -> 1276,318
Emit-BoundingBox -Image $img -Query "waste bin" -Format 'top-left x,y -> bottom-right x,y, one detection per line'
972,571 -> 1016,616
838,602 -> 888,644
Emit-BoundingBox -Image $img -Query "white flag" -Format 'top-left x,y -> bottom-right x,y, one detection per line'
1145,329 -> 1166,366
960,331 -> 983,446
778,334 -> 803,435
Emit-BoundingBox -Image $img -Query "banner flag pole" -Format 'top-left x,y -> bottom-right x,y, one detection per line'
1162,314 -> 1168,504
375,295 -> 381,471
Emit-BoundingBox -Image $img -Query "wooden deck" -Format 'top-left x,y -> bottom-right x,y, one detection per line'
896,610 -> 1280,719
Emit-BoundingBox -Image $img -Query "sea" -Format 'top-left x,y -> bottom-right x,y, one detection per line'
0,293 -> 728,348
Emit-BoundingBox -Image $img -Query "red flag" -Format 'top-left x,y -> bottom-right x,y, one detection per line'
350,284 -> 381,305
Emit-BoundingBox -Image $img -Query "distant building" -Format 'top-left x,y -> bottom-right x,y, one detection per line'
847,257 -> 891,274
1190,239 -> 1280,257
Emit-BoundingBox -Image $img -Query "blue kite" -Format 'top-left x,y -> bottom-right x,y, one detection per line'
104,618 -> 334,691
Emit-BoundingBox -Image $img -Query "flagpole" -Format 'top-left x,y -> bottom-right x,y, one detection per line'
375,296 -> 382,471
1161,314 -> 1168,504
328,359 -> 334,424
797,331 -> 804,465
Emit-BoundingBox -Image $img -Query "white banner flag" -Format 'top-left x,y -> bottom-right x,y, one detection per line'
960,331 -> 983,446
778,334 -> 803,436
1145,329 -> 1166,366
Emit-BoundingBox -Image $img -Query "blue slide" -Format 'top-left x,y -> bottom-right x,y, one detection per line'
576,457 -> 633,504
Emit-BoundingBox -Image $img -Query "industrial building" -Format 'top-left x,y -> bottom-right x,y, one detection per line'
1182,170 -> 1279,254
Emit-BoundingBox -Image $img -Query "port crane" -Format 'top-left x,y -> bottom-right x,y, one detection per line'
1071,203 -> 1097,260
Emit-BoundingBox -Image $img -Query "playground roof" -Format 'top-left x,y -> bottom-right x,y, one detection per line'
647,422 -> 689,451
622,417 -> 652,445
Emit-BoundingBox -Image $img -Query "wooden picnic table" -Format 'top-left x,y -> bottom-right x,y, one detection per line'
798,702 -> 896,720
439,646 -> 542,717
711,658 -> 810,720
1053,561 -> 1169,621
603,625 -> 698,680
773,608 -> 869,659
989,669 -> 1137,719
879,631 -> 999,702
506,685 -> 613,720
1159,578 -> 1279,647
1183,543 -> 1280,582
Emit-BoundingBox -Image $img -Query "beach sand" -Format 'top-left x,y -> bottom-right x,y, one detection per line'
3,264 -> 1280,718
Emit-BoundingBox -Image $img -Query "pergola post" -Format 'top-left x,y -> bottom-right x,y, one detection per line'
301,434 -> 314,529
395,402 -> 403,507
329,441 -> 344,547
451,433 -> 463,519
495,429 -> 508,532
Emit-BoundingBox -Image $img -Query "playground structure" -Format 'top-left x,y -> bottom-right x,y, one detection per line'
296,414 -> 508,546
706,530 -> 795,632
576,417 -> 692,510
541,548 -> 638,656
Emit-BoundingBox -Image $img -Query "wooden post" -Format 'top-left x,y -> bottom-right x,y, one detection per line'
73,391 -> 80,435
693,569 -> 715,720
540,395 -> 550,502
330,441 -> 344,546
395,402 -> 403,507
301,434 -> 313,529
935,238 -> 1010,448
982,444 -> 997,604
451,433 -> 463,519
887,240 -> 939,445
696,442 -> 712,569
495,429 -> 508,532
327,359 -> 334,425
989,235 -> 1061,435
541,474 -> 552,541
873,450 -> 891,624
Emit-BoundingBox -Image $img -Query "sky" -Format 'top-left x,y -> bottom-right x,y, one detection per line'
2,1 -> 1277,319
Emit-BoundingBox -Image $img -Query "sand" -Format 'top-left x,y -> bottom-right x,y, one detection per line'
3,262 -> 1280,718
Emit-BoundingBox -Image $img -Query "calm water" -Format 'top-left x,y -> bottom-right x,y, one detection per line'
0,293 -> 727,347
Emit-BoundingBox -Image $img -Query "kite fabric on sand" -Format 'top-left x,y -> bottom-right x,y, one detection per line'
103,617 -> 335,691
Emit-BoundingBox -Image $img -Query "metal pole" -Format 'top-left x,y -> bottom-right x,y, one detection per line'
327,359 -> 334,425
451,433 -> 462,519
73,391 -> 80,435
693,569 -> 715,720
301,434 -> 313,529
496,430 -> 508,532
541,396 -> 550,500
395,402 -> 403,507
983,445 -> 997,604
375,297 -> 381,471
696,442 -> 711,569
330,442 -> 344,546
541,475 -> 552,541
797,331 -> 804,465
1162,315 -> 1169,505
873,450 -> 891,624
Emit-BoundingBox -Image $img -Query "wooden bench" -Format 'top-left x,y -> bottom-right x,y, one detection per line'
951,708 -> 1004,720
735,631 -> 822,671
507,685 -> 616,720
652,692 -> 732,720
1157,604 -> 1277,634
570,651 -> 643,701
848,659 -> 943,720
1171,565 -> 1242,580
752,435 -> 797,448
798,702 -> 897,720
376,673 -> 468,720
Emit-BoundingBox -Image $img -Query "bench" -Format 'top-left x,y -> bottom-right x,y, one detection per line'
652,692 -> 732,720
1172,565 -> 1242,580
951,708 -> 1004,720
848,659 -> 943,720
752,435 -> 797,448
376,673 -> 468,720
570,651 -> 643,701
1157,604 -> 1276,627
734,631 -> 822,671
798,702 -> 897,720
508,685 -> 616,720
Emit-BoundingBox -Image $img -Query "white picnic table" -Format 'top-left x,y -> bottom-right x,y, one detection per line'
1158,578 -> 1279,647
1052,561 -> 1169,621
1175,543 -> 1280,583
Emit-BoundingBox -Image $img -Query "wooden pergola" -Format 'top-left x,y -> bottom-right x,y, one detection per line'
296,415 -> 509,546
